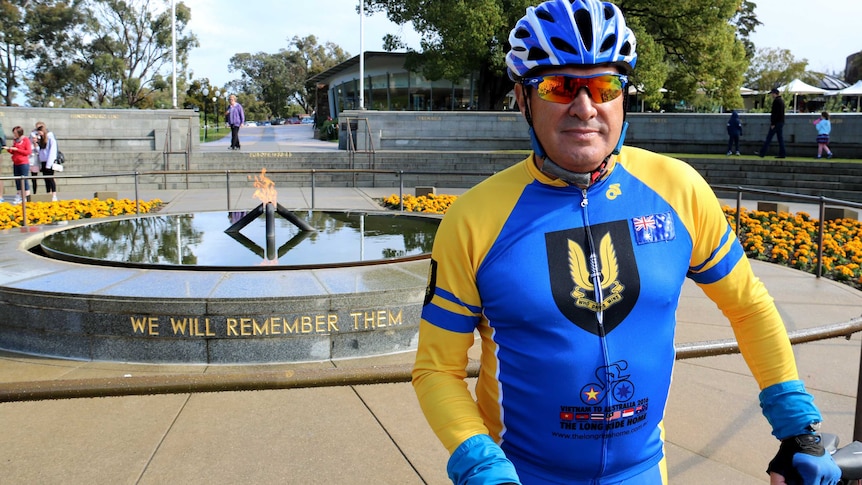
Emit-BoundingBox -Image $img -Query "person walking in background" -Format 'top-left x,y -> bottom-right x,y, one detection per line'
6,126 -> 32,204
412,0 -> 840,483
814,111 -> 833,159
726,110 -> 742,155
758,88 -> 786,158
226,94 -> 245,150
35,122 -> 58,201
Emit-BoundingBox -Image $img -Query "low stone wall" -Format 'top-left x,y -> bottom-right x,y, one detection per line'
342,110 -> 862,159
0,106 -> 198,153
23,148 -> 862,205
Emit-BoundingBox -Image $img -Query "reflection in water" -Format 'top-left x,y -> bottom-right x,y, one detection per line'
40,211 -> 440,268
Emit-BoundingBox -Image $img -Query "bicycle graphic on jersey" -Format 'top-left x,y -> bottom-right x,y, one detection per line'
579,360 -> 636,405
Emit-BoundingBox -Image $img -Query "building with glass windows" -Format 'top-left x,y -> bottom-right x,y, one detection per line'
309,52 -> 480,119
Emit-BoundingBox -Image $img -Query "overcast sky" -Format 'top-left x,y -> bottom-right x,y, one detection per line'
182,0 -> 860,89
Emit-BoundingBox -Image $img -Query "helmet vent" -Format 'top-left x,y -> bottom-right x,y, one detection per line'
527,47 -> 550,61
573,10 -> 594,51
551,37 -> 579,55
620,41 -> 632,56
513,27 -> 531,39
603,5 -> 614,20
599,34 -> 617,53
536,9 -> 555,23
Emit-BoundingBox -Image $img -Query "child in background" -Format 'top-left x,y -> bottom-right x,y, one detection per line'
726,110 -> 742,156
813,111 -> 833,159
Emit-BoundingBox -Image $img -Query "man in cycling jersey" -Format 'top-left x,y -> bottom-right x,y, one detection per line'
412,0 -> 841,484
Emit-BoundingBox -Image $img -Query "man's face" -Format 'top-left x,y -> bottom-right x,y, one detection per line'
515,65 -> 625,174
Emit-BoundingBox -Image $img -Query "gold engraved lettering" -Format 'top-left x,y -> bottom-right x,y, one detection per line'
70,113 -> 119,119
301,316 -> 313,333
350,310 -> 403,330
240,317 -> 252,336
170,317 -> 215,336
253,318 -> 267,335
416,116 -> 442,121
227,318 -> 238,336
130,316 -> 159,335
328,314 -> 339,332
267,317 -> 282,335
249,152 -> 293,158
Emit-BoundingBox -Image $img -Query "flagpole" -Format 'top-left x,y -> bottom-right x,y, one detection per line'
171,0 -> 177,108
359,1 -> 365,109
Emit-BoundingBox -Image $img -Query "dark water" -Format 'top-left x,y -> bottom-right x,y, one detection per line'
39,210 -> 440,269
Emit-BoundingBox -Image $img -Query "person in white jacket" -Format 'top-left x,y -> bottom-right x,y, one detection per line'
35,122 -> 58,201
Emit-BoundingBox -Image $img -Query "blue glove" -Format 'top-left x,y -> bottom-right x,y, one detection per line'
767,434 -> 841,484
447,434 -> 521,485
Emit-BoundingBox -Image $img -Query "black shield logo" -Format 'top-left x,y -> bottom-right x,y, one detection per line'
545,221 -> 639,335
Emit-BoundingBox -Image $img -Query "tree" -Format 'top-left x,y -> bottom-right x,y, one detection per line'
32,0 -> 198,108
730,0 -> 760,60
287,35 -> 351,114
227,35 -> 350,118
745,47 -> 808,92
366,0 -> 751,111
0,1 -> 85,106
365,0 -> 533,110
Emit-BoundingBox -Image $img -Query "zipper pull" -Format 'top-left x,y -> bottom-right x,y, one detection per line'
581,188 -> 588,208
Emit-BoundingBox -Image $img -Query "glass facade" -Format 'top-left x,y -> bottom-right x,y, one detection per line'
332,71 -> 477,112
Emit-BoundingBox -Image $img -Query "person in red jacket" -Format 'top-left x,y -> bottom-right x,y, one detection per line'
6,125 -> 32,203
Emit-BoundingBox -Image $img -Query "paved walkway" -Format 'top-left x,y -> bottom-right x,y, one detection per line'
1,132 -> 861,484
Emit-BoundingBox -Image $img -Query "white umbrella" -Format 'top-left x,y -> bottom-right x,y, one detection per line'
838,80 -> 862,111
775,79 -> 829,111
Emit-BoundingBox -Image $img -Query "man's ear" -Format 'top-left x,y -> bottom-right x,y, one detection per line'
514,83 -> 527,116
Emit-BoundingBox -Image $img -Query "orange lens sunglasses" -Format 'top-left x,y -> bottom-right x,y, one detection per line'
523,73 -> 628,104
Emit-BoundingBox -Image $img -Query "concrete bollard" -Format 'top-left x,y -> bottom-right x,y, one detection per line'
415,186 -> 436,197
757,202 -> 790,213
824,207 -> 859,221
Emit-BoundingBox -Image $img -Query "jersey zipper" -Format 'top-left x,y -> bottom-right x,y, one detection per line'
580,185 -> 613,481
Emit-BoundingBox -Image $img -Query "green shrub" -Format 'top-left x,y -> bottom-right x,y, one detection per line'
318,118 -> 339,141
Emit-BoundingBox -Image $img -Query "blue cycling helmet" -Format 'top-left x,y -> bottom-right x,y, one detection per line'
506,0 -> 637,80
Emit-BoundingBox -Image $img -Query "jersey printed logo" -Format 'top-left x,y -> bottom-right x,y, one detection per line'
546,221 -> 640,335
568,234 -> 622,311
631,212 -> 675,245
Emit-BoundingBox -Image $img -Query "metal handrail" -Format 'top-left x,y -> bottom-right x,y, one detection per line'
3,172 -> 859,278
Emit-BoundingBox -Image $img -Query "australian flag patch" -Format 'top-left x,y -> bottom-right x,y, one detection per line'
631,212 -> 675,245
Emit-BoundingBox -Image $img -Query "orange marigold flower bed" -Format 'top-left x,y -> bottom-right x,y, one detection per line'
0,198 -> 163,230
382,194 -> 862,290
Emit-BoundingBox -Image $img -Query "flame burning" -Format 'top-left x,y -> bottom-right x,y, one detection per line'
252,168 -> 277,206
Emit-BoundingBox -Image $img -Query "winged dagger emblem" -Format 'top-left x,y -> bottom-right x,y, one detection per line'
567,233 -> 625,312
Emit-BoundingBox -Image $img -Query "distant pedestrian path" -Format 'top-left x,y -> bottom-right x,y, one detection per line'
198,124 -> 338,153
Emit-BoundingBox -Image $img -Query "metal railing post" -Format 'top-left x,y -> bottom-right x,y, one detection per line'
735,188 -> 742,237
134,172 -> 140,214
18,176 -> 27,227
856,335 -> 862,442
311,170 -> 316,209
226,170 -> 231,211
399,171 -> 404,211
817,197 -> 826,278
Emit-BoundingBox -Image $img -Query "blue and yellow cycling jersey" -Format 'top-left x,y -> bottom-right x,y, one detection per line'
413,147 -> 799,484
